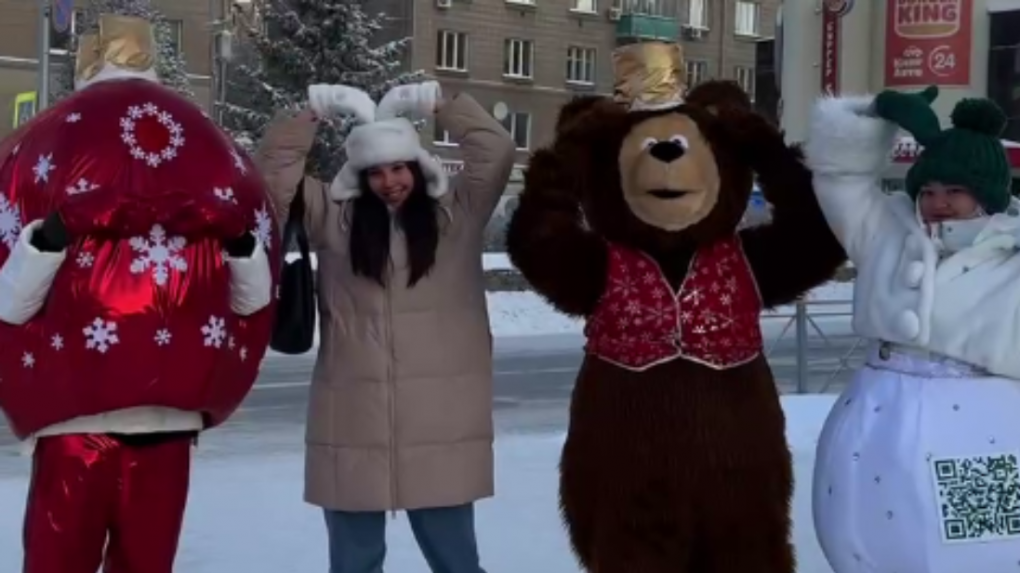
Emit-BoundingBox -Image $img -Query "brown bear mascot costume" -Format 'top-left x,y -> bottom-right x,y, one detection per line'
506,41 -> 846,572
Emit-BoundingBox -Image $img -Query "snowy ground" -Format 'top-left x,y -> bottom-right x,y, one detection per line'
0,396 -> 839,572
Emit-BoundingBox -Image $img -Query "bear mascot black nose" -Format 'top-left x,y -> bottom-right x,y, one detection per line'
649,140 -> 686,163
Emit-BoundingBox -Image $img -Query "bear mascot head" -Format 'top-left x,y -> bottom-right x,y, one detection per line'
0,15 -> 281,439
506,41 -> 845,572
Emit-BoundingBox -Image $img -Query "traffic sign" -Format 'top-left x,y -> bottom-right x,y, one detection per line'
51,0 -> 74,33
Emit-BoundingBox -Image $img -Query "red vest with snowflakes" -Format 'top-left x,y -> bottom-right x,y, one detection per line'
0,79 -> 280,439
584,237 -> 763,371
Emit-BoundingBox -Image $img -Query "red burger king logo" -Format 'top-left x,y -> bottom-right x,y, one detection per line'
824,0 -> 855,17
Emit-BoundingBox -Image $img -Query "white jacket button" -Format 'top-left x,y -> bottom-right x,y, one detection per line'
903,261 -> 925,288
896,310 -> 921,340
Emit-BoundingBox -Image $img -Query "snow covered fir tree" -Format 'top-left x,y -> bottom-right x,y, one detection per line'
52,0 -> 194,102
222,0 -> 420,181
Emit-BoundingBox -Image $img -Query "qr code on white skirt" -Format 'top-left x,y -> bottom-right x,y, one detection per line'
931,452 -> 1020,543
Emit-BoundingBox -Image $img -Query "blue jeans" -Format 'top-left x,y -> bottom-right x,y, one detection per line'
323,503 -> 486,573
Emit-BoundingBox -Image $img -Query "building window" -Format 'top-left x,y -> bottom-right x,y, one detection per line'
434,124 -> 457,146
735,65 -> 755,100
734,1 -> 760,36
165,19 -> 184,57
436,30 -> 468,71
566,46 -> 596,85
501,111 -> 531,150
504,39 -> 534,79
688,0 -> 708,28
686,60 -> 708,88
49,9 -> 83,54
988,8 -> 1020,143
572,0 -> 597,12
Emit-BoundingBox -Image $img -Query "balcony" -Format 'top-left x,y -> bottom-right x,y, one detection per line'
615,12 -> 680,42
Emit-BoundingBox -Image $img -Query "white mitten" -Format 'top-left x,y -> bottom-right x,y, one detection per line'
307,84 -> 376,124
377,81 -> 442,120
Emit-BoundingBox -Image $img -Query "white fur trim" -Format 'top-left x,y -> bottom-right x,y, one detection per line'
307,84 -> 376,124
804,95 -> 900,176
0,220 -> 66,326
32,408 -> 203,441
376,81 -> 442,121
75,65 -> 159,91
329,118 -> 449,201
225,238 -> 273,316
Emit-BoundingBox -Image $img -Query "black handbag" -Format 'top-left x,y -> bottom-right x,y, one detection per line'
269,181 -> 317,354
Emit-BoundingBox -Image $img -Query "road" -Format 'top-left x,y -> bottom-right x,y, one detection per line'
0,332 -> 866,460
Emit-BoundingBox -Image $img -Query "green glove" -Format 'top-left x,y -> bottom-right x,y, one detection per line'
873,85 -> 941,145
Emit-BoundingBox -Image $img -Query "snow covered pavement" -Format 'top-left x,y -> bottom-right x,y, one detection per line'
0,396 -> 840,573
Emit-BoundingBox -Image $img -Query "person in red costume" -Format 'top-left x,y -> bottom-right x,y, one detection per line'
0,15 -> 280,573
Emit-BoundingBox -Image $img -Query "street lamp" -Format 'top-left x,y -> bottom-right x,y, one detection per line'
36,0 -> 52,110
209,0 -> 236,124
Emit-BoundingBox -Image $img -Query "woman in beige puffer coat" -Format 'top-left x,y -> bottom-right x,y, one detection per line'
255,81 -> 515,573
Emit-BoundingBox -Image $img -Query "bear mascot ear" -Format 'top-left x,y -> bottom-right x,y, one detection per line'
685,79 -> 753,114
555,95 -> 618,135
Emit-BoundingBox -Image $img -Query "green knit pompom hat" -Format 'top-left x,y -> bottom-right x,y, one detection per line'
874,85 -> 1012,214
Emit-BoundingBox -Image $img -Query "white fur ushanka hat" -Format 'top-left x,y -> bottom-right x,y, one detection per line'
324,86 -> 448,202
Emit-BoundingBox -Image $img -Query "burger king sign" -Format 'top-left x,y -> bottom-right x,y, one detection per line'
884,0 -> 972,87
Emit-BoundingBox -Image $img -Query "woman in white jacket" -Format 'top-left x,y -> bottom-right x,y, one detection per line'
806,85 -> 1020,573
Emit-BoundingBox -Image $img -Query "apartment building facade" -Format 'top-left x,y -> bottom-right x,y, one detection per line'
377,0 -> 777,175
0,0 -> 217,138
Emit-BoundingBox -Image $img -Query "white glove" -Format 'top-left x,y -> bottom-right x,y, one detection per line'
307,84 -> 376,124
377,81 -> 442,121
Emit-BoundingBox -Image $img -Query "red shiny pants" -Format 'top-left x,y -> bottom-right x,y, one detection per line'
22,433 -> 192,573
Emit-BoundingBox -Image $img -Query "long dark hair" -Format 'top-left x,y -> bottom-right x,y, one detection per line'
349,161 -> 440,288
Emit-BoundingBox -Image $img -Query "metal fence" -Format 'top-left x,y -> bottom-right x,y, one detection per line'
764,299 -> 865,395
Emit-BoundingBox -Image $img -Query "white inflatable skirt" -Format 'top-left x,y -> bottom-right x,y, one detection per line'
814,343 -> 1020,573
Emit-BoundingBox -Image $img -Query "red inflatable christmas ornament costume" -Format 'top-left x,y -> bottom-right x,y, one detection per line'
0,15 -> 279,573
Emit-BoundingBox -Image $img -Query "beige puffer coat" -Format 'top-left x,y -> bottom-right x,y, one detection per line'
255,93 -> 515,511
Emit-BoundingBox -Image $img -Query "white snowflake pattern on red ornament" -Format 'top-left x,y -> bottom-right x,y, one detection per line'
154,328 -> 172,346
231,148 -> 248,174
50,334 -> 64,350
22,352 -> 35,368
120,102 -> 185,167
76,251 -> 94,268
584,238 -> 763,371
253,203 -> 272,249
0,192 -> 22,250
66,112 -> 81,123
129,224 -> 187,287
33,154 -> 55,184
66,178 -> 99,196
201,316 -> 227,348
84,318 -> 119,353
214,187 -> 237,203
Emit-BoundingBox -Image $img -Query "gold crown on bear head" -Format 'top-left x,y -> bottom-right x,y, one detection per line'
75,14 -> 157,85
613,41 -> 686,112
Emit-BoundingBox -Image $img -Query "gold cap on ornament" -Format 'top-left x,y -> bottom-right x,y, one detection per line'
77,14 -> 157,84
74,33 -> 100,84
612,42 -> 686,111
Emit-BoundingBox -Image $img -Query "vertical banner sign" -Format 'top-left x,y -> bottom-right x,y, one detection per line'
821,0 -> 854,95
884,0 -> 972,87
51,0 -> 73,33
